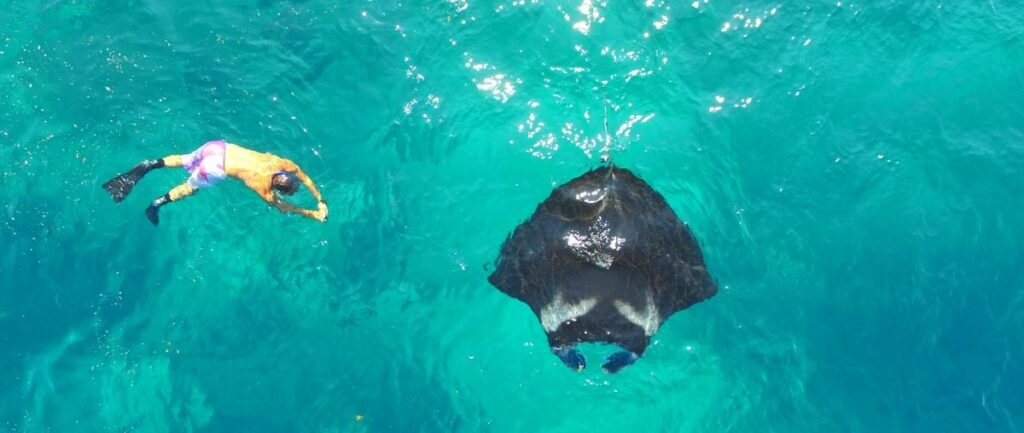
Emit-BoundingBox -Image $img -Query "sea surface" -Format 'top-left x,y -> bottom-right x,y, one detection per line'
2,1 -> 1023,432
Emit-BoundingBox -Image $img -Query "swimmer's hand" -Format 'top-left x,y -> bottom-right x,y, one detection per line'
314,201 -> 328,222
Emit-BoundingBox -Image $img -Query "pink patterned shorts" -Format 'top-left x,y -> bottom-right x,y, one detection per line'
181,140 -> 227,189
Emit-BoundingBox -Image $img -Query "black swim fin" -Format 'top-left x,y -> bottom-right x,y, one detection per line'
102,159 -> 163,203
145,194 -> 170,226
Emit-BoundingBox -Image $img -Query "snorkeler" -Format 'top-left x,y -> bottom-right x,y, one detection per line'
102,140 -> 328,225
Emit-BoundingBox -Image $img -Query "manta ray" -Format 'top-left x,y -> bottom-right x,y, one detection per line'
488,166 -> 717,373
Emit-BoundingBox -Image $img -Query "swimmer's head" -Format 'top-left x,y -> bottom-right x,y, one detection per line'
272,171 -> 299,196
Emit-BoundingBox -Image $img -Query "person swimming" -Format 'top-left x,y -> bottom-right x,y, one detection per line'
102,140 -> 328,225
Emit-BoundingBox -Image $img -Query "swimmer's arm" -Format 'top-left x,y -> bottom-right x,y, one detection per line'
297,170 -> 324,203
260,191 -> 324,221
292,167 -> 329,220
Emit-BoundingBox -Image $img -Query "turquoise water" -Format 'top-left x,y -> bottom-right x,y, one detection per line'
2,0 -> 1023,431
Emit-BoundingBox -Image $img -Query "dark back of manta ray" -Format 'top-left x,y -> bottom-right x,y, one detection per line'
488,166 -> 717,369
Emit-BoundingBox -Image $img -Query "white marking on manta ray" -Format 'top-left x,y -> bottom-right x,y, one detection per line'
562,215 -> 626,269
540,292 -> 598,333
613,292 -> 661,336
574,187 -> 607,203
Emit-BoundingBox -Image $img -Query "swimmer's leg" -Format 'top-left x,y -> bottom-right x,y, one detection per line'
145,182 -> 195,226
553,345 -> 587,372
102,155 -> 182,203
160,155 -> 184,167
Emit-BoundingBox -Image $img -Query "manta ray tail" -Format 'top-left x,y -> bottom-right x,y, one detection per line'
601,98 -> 618,168
603,163 -> 615,183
